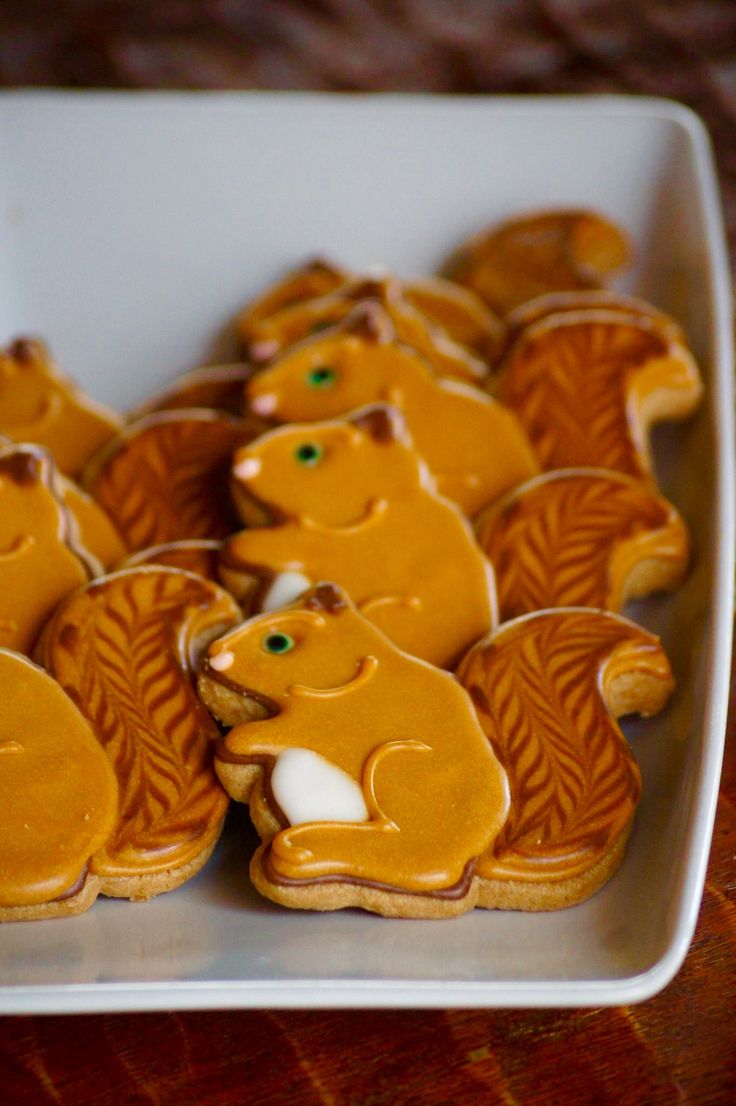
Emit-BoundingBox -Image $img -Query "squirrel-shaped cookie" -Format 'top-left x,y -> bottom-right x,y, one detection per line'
198,583 -> 510,917
495,310 -> 703,480
221,404 -> 497,668
0,337 -> 121,476
245,304 -> 539,517
37,567 -> 242,900
475,468 -> 689,619
0,444 -> 99,654
457,608 -> 674,909
442,208 -> 631,314
0,649 -> 118,922
244,274 -> 489,384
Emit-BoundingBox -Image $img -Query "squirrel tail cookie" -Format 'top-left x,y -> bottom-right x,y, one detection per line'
457,608 -> 674,911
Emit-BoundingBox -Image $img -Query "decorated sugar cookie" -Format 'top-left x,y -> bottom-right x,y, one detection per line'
37,567 -> 242,900
504,290 -> 686,347
495,310 -> 703,479
131,363 -> 260,419
55,476 -> 127,570
443,208 -> 631,314
0,649 -> 119,922
244,305 -> 538,517
244,275 -> 489,384
402,275 -> 506,362
0,444 -> 98,654
476,468 -> 689,619
198,583 -> 509,917
457,608 -> 674,910
82,409 -> 257,550
236,258 -> 348,351
120,538 -> 223,584
221,405 -> 498,668
0,337 -> 121,475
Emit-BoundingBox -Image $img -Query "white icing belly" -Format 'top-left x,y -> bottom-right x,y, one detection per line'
271,748 -> 370,825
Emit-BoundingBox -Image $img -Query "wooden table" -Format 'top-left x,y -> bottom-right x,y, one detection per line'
1,2 -> 736,1102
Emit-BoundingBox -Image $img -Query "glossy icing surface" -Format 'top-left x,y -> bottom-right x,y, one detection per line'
120,539 -> 222,582
206,584 -> 509,892
0,649 -> 118,907
57,477 -> 127,570
245,308 -> 538,516
0,445 -> 94,654
83,410 -> 256,549
236,258 -> 347,347
223,406 -> 498,667
38,568 -> 241,877
0,338 -> 121,475
496,312 -> 703,477
476,468 -> 689,617
402,276 -> 506,362
457,608 -> 674,883
443,209 -> 631,314
245,276 -> 489,383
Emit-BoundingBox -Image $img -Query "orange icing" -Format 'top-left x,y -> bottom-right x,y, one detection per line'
402,276 -> 506,362
476,468 -> 689,618
0,648 -> 118,908
38,568 -> 242,879
82,409 -> 257,550
223,405 -> 497,668
0,445 -> 95,654
236,258 -> 348,348
57,477 -> 127,569
245,306 -> 538,517
0,338 -> 121,476
457,608 -> 674,884
245,276 -> 489,384
205,584 -> 509,892
443,209 -> 631,314
495,311 -> 703,478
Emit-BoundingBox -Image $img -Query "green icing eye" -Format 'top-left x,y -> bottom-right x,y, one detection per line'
263,632 -> 295,655
309,319 -> 334,335
306,365 -> 336,388
294,442 -> 323,466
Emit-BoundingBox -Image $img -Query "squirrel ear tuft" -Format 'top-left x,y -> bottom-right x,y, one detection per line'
303,582 -> 348,615
348,403 -> 405,444
0,445 -> 46,486
340,302 -> 395,344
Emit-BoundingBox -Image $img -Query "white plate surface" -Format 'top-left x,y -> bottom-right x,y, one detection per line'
0,92 -> 733,1013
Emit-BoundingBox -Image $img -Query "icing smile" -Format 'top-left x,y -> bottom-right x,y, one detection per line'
288,655 -> 379,699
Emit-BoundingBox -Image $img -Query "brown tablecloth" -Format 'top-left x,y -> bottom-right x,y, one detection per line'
1,3 -> 735,1102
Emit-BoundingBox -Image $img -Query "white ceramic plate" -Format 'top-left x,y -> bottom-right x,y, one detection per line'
0,92 -> 733,1013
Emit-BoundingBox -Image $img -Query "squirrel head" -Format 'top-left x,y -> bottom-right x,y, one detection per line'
232,404 -> 428,527
204,583 -> 383,709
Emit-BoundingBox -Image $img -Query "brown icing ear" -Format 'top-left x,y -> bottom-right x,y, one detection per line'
5,337 -> 42,364
304,257 -> 347,279
349,403 -> 405,444
340,302 -> 395,344
345,276 -> 401,306
303,582 -> 348,615
0,446 -> 45,485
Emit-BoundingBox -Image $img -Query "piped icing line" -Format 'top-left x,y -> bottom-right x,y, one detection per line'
1,392 -> 64,434
297,498 -> 389,534
288,655 -> 379,699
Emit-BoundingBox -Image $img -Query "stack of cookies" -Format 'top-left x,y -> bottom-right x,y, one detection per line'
0,209 -> 702,920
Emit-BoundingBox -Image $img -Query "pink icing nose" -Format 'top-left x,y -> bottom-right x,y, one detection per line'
232,455 -> 262,482
250,393 -> 278,417
249,339 -> 280,363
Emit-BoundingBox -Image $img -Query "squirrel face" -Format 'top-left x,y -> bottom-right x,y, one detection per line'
245,314 -> 431,424
232,405 -> 426,528
205,584 -> 381,710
